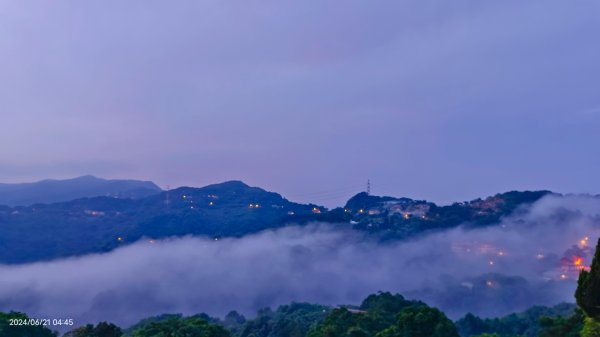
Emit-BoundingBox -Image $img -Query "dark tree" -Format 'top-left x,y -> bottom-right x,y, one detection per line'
378,306 -> 459,337
63,324 -> 94,337
0,312 -> 57,337
130,316 -> 230,337
238,303 -> 329,337
224,311 -> 246,327
64,322 -> 122,337
538,309 -> 584,337
454,313 -> 490,337
577,238 -> 600,320
308,293 -> 436,337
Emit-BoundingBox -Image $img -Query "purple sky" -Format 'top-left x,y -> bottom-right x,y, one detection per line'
1,1 -> 599,207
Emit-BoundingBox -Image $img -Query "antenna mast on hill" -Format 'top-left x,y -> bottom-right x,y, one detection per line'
165,185 -> 171,206
367,179 -> 371,196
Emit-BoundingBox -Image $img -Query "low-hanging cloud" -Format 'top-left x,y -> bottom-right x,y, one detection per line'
1,194 -> 600,329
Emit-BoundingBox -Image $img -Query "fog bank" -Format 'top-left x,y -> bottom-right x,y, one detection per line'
1,194 -> 599,328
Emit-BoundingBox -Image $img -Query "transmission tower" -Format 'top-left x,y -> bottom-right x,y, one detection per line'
165,184 -> 171,205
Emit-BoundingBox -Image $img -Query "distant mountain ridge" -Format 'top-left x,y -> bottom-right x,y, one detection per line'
0,178 -> 555,263
0,175 -> 162,206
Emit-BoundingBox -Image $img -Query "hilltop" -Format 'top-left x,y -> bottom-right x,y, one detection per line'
0,175 -> 161,206
0,179 -> 554,263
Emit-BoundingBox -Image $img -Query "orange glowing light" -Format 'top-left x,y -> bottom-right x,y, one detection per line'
574,257 -> 583,266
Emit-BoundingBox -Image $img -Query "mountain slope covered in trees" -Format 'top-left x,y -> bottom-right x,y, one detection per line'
0,179 -> 553,263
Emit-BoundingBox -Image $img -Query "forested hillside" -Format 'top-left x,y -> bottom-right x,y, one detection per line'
0,180 -> 552,263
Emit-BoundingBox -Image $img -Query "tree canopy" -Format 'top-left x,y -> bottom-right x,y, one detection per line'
129,316 -> 230,337
577,238 -> 600,320
64,322 -> 122,337
307,292 -> 457,337
377,306 -> 459,337
0,311 -> 57,337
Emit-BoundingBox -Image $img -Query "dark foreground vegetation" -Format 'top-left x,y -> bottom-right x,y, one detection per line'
0,292 -> 589,337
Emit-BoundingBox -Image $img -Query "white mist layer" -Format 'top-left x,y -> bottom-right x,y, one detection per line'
1,194 -> 599,328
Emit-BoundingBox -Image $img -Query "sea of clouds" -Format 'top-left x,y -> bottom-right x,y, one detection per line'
1,194 -> 599,329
